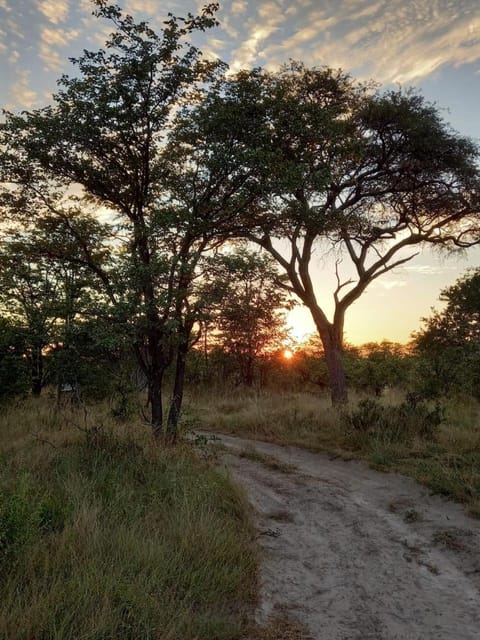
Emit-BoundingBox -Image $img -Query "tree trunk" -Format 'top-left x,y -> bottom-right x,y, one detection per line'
31,345 -> 43,396
149,370 -> 164,438
311,312 -> 349,405
244,352 -> 255,387
166,335 -> 189,443
322,331 -> 348,405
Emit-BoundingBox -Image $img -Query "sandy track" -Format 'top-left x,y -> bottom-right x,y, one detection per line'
213,433 -> 480,640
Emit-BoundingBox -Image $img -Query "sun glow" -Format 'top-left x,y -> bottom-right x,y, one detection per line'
283,348 -> 294,360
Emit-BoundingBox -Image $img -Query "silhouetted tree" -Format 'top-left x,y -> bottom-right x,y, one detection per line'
195,63 -> 480,404
413,269 -> 480,397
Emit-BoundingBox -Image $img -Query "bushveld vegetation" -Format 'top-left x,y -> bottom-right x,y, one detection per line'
188,387 -> 480,518
1,1 -> 480,637
0,398 -> 256,639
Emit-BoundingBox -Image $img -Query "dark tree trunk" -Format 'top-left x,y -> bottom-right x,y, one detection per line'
322,330 -> 348,405
144,330 -> 169,439
311,309 -> 349,405
243,352 -> 255,387
148,370 -> 164,438
166,333 -> 189,443
31,345 -> 44,396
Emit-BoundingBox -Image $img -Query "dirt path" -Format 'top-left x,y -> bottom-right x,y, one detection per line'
212,433 -> 480,640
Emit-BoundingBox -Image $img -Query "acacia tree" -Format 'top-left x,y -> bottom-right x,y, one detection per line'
195,64 -> 480,403
1,1 -> 256,438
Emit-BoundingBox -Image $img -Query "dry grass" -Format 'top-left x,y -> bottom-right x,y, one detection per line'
0,396 -> 257,640
186,388 -> 345,453
185,387 -> 480,516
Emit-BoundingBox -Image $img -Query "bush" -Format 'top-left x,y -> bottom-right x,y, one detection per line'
344,396 -> 443,443
0,320 -> 29,403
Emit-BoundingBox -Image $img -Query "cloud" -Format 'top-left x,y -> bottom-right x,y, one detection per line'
41,26 -> 79,47
403,264 -> 457,275
231,1 -> 247,16
376,279 -> 408,290
9,70 -> 39,109
123,0 -> 163,16
37,0 -> 69,24
229,2 -> 286,72
230,24 -> 281,71
8,49 -> 20,64
39,26 -> 79,71
222,0 -> 480,84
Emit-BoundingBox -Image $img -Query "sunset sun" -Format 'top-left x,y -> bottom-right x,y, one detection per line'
283,348 -> 294,360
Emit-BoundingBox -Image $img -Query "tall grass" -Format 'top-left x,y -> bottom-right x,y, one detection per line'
0,397 -> 256,639
186,386 -> 480,517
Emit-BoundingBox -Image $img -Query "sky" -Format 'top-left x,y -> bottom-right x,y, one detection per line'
1,0 -> 480,345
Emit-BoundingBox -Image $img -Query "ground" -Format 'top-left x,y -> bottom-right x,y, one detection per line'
210,433 -> 480,640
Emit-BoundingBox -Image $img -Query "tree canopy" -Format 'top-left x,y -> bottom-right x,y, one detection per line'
190,63 -> 480,402
1,2 -> 480,425
413,269 -> 480,398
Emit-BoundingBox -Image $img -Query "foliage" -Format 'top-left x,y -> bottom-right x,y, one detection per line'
0,319 -> 29,403
195,63 -> 480,403
343,395 -> 443,442
413,268 -> 480,398
344,342 -> 411,395
205,248 -> 293,386
0,1 -> 245,435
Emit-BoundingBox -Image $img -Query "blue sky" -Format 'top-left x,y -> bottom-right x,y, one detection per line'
1,0 -> 479,344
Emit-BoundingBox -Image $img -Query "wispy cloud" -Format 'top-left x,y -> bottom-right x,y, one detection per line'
37,0 -> 69,25
403,264 -> 457,275
378,280 -> 408,290
3,0 -> 480,112
229,2 -> 286,72
39,26 -> 80,71
225,0 -> 480,84
231,1 -> 247,16
8,70 -> 39,109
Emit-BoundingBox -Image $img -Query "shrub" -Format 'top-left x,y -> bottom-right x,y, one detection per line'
344,396 -> 443,443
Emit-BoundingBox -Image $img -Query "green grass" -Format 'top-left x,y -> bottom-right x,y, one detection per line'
0,398 -> 256,639
186,387 -> 480,517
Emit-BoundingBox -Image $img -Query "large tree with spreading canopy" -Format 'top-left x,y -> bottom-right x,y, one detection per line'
189,64 -> 480,403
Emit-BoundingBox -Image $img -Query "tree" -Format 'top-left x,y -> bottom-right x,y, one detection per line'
195,63 -> 480,404
1,1 -> 254,439
345,341 -> 410,396
0,230 -> 102,397
205,248 -> 292,386
0,318 -> 29,403
413,269 -> 480,397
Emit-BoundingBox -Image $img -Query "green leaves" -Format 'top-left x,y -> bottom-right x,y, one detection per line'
413,268 -> 480,398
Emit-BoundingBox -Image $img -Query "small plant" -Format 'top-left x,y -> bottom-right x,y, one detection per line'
344,399 -> 385,432
0,476 -> 68,566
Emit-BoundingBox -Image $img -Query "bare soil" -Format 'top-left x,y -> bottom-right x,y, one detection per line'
213,433 -> 480,640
